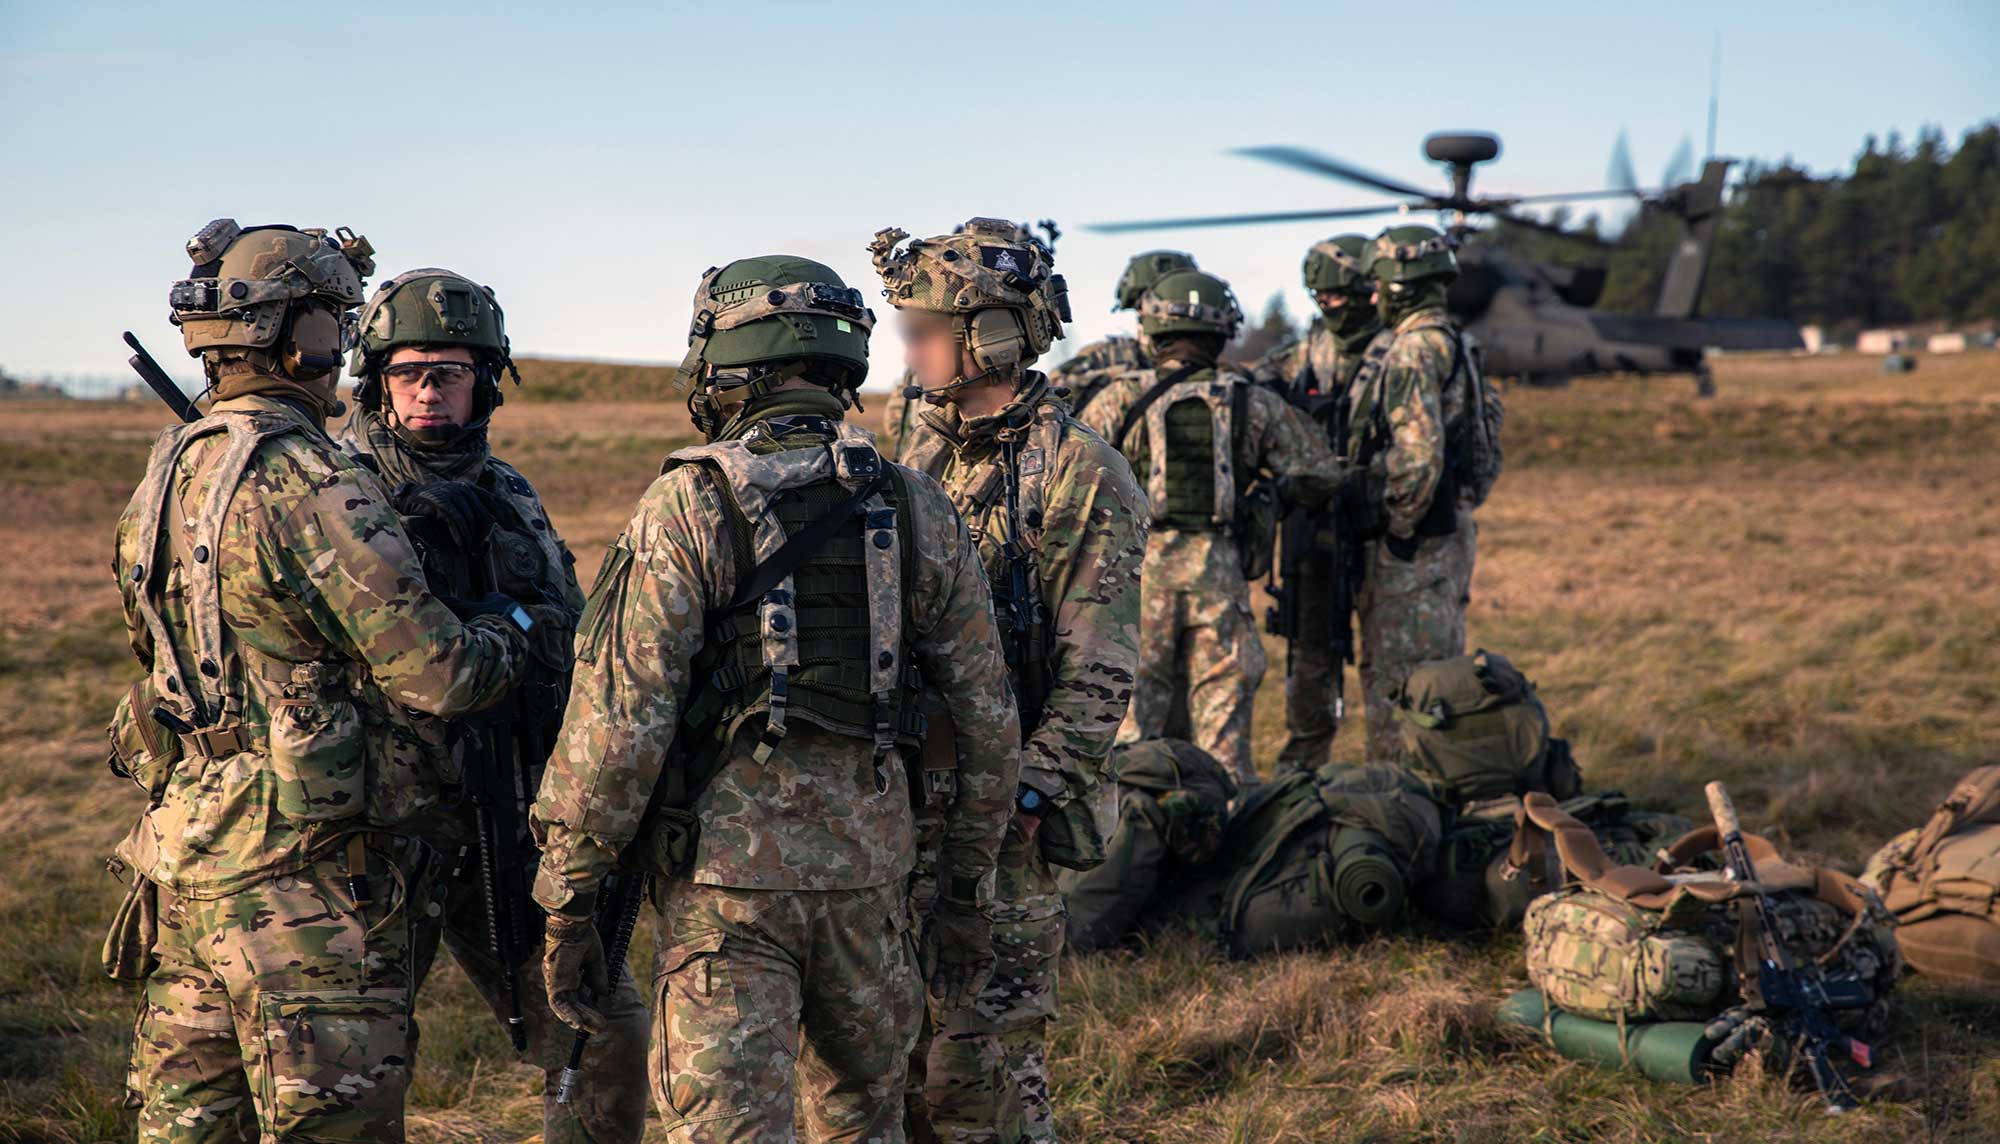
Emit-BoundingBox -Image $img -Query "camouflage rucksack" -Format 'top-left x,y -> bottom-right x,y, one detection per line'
1060,738 -> 1237,953
1418,791 -> 1696,932
1516,796 -> 1899,1035
1864,765 -> 2000,982
1213,763 -> 1444,958
1394,650 -> 1582,806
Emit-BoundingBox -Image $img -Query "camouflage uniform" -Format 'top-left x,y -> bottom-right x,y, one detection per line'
1047,334 -> 1148,421
107,221 -> 532,1143
340,391 -> 648,1140
879,369 -> 926,462
533,256 -> 1020,1143
898,374 -> 1146,1143
1081,274 -> 1338,791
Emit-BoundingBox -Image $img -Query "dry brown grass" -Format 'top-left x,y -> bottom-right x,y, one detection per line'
2,350 -> 1999,1141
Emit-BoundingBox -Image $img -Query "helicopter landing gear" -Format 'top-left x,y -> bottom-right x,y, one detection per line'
1694,361 -> 1717,398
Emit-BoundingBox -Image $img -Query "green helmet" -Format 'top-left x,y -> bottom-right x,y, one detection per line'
1114,250 -> 1198,311
1366,224 -> 1459,285
1303,234 -> 1371,294
1138,269 -> 1243,340
677,255 -> 876,436
348,268 -> 518,413
170,218 -> 374,380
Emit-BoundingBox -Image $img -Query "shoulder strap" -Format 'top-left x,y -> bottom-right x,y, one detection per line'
1346,329 -> 1400,462
1229,374 -> 1250,483
1114,364 -> 1203,449
723,472 -> 887,611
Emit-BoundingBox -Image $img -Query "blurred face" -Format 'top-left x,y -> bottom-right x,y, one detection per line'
897,309 -> 967,391
383,346 -> 478,430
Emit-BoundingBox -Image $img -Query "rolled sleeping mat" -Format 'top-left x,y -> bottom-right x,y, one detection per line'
1330,826 -> 1407,928
1497,988 -> 1715,1085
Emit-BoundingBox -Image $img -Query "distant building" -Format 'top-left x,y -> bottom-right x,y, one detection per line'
1856,329 -> 1908,354
1800,325 -> 1826,353
1927,332 -> 1968,354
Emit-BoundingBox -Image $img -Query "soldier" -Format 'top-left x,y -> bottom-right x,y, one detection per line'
105,220 -> 532,1141
1048,249 -> 1197,418
1346,225 -> 1504,764
339,269 -> 648,1144
1080,269 -> 1338,792
1269,235 -> 1383,773
873,220 -> 1147,1143
530,256 -> 1022,1142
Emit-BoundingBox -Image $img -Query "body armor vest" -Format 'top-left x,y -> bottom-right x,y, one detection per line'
1119,370 -> 1247,532
671,420 -> 926,779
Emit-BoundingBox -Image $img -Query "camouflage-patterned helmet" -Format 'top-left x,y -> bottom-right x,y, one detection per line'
348,269 -> 518,410
1303,234 -> 1371,294
1138,269 -> 1243,340
869,218 -> 1072,377
170,218 -> 374,377
1366,224 -> 1458,285
1114,250 -> 1198,311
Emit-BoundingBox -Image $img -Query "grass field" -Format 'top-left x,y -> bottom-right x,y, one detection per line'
3,351 -> 1999,1141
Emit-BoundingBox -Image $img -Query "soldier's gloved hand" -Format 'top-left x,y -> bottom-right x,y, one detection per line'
1704,1005 -> 1779,1071
1334,468 -> 1384,540
1384,529 -> 1422,562
544,911 -> 611,1035
921,898 -> 995,1012
442,592 -> 536,632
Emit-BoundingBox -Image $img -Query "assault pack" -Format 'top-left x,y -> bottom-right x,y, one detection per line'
1394,650 -> 1582,806
1060,738 -> 1237,952
1864,764 -> 2000,982
1113,366 -> 1277,579
1210,763 -> 1444,958
1507,792 -> 1899,1098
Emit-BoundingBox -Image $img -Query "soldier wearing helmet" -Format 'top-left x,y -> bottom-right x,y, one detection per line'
338,270 -> 649,1143
1046,249 -> 1198,416
107,221 -> 532,1140
874,219 -> 1147,1144
1260,234 -> 1387,772
1080,268 -> 1338,792
1344,223 -> 1505,765
530,255 -> 1021,1141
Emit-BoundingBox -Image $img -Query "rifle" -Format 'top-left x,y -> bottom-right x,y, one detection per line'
123,332 -> 199,424
996,426 -> 1050,734
1704,781 -> 1875,1114
1264,358 -> 1363,724
555,864 -> 650,1105
396,482 -> 537,1052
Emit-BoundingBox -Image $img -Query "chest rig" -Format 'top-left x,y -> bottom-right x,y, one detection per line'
672,418 -> 926,788
1116,366 -> 1250,532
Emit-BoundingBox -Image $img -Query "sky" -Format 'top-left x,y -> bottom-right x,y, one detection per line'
3,0 -> 1996,391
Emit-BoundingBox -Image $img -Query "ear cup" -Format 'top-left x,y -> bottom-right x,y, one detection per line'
964,308 -> 1027,374
281,303 -> 345,379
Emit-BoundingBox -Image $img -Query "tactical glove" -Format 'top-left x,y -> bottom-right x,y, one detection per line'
921,897 -> 996,1012
543,910 -> 611,1035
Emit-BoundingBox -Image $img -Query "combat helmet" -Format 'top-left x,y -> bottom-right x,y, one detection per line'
1365,224 -> 1459,285
348,269 -> 521,431
869,217 -> 1072,399
1114,250 -> 1198,311
170,218 -> 375,384
1303,234 -> 1372,295
1138,268 -> 1244,341
674,255 -> 876,439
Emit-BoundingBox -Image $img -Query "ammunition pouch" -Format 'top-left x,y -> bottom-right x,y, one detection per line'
100,871 -> 160,982
107,678 -> 184,802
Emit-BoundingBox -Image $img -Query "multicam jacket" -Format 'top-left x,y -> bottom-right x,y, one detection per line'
899,372 -> 1148,865
110,394 -> 527,898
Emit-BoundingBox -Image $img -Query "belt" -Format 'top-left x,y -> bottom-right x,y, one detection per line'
179,723 -> 253,759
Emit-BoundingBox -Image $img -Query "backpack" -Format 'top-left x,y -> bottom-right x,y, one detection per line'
1515,795 -> 1899,1038
1863,765 -> 2000,982
1394,650 -> 1582,805
1417,791 -> 1696,932
1213,763 -> 1444,958
1060,739 -> 1237,953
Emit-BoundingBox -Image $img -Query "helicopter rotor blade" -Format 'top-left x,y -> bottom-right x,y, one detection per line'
1503,188 -> 1660,206
1232,145 -> 1437,201
1662,136 -> 1696,188
1608,130 -> 1641,197
1083,203 -> 1411,234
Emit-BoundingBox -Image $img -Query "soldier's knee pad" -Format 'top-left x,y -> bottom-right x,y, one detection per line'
253,989 -> 413,1140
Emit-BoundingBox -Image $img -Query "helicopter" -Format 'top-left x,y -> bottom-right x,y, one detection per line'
1086,132 -> 1803,394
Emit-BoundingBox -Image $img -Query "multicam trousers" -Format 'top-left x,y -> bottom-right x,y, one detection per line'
1356,519 -> 1476,765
